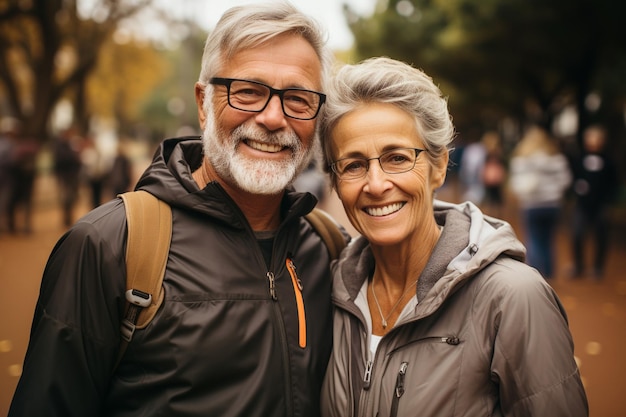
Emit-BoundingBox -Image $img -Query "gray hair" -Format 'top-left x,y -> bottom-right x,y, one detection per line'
197,1 -> 332,87
320,57 -> 455,179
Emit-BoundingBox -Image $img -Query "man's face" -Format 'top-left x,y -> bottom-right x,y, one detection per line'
196,33 -> 323,195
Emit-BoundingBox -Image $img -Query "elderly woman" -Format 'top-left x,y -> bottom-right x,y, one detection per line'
319,57 -> 588,417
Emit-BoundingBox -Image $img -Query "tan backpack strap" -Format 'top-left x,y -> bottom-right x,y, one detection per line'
305,208 -> 347,260
115,191 -> 171,368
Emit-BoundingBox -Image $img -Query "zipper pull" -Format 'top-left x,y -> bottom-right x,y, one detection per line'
442,336 -> 460,345
363,360 -> 373,390
267,271 -> 277,301
390,362 -> 408,416
287,259 -> 303,290
395,362 -> 408,398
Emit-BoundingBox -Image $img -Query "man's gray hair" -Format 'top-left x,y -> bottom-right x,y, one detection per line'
197,1 -> 331,87
320,57 -> 455,177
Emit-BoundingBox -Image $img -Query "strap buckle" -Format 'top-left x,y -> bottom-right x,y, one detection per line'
125,289 -> 152,307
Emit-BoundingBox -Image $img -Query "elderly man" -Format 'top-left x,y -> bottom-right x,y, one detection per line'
9,3 -> 344,416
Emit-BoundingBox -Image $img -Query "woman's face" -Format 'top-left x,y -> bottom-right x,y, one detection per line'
331,103 -> 447,246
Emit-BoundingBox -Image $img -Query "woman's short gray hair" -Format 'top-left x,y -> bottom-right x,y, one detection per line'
320,57 -> 455,179
197,1 -> 332,87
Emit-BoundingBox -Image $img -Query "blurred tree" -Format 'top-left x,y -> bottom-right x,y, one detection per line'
0,0 -> 154,142
136,22 -> 206,143
88,37 -> 170,137
347,0 -> 626,143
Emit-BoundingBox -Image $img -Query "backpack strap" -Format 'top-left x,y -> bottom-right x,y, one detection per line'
116,190 -> 172,367
305,208 -> 347,260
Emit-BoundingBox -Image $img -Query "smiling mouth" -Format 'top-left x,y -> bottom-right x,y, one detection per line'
245,139 -> 285,153
365,202 -> 405,217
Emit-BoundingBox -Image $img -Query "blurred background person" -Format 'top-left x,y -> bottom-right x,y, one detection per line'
0,122 -> 17,235
107,141 -> 133,198
52,128 -> 83,228
509,125 -> 571,279
7,127 -> 40,235
480,131 -> 507,218
458,135 -> 486,204
569,125 -> 619,279
80,135 -> 109,208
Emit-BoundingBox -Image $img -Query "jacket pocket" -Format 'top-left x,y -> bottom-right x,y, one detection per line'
381,335 -> 464,416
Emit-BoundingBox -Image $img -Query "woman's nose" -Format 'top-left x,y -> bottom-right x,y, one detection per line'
363,160 -> 392,194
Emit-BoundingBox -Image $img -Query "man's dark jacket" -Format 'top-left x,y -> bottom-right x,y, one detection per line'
9,137 -> 338,417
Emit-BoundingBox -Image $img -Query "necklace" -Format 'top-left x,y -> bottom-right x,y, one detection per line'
370,277 -> 417,329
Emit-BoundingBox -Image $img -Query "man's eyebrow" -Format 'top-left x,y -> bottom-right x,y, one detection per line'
233,77 -> 316,91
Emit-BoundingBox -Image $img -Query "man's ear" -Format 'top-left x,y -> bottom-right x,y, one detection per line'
195,83 -> 207,130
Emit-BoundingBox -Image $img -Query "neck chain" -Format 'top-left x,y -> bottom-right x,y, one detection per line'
370,277 -> 417,329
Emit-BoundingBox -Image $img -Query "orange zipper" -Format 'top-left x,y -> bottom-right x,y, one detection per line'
286,258 -> 306,348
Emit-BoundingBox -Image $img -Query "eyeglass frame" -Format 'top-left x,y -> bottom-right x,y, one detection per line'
330,147 -> 426,180
208,77 -> 326,120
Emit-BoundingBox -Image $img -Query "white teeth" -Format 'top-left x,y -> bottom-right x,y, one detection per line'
247,140 -> 283,153
365,203 -> 404,217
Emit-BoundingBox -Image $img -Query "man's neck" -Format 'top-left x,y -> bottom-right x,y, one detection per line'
192,159 -> 283,231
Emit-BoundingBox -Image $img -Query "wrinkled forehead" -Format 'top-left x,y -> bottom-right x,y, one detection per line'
223,31 -> 320,63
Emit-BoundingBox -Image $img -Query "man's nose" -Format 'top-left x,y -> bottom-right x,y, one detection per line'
255,95 -> 288,130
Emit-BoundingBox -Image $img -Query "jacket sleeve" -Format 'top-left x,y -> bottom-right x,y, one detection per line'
9,208 -> 126,417
488,263 -> 588,417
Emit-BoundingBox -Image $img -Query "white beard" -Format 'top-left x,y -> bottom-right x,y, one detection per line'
201,99 -> 315,195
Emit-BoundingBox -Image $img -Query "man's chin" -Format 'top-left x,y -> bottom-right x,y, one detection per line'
233,172 -> 294,195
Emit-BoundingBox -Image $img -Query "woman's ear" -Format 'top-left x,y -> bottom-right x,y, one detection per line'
431,150 -> 450,189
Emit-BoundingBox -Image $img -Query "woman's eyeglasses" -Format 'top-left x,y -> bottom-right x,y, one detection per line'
330,148 -> 426,181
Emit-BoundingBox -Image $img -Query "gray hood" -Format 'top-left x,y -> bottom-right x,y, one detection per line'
333,199 -> 526,315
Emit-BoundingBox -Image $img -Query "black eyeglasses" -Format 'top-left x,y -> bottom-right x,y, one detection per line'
330,147 -> 426,181
209,77 -> 326,120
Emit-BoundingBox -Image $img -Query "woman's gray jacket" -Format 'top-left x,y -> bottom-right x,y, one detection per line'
10,138 -> 341,417
321,200 -> 588,417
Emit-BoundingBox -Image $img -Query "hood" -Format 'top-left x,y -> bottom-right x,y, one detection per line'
434,199 -> 526,273
134,137 -> 318,230
334,199 -> 526,305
